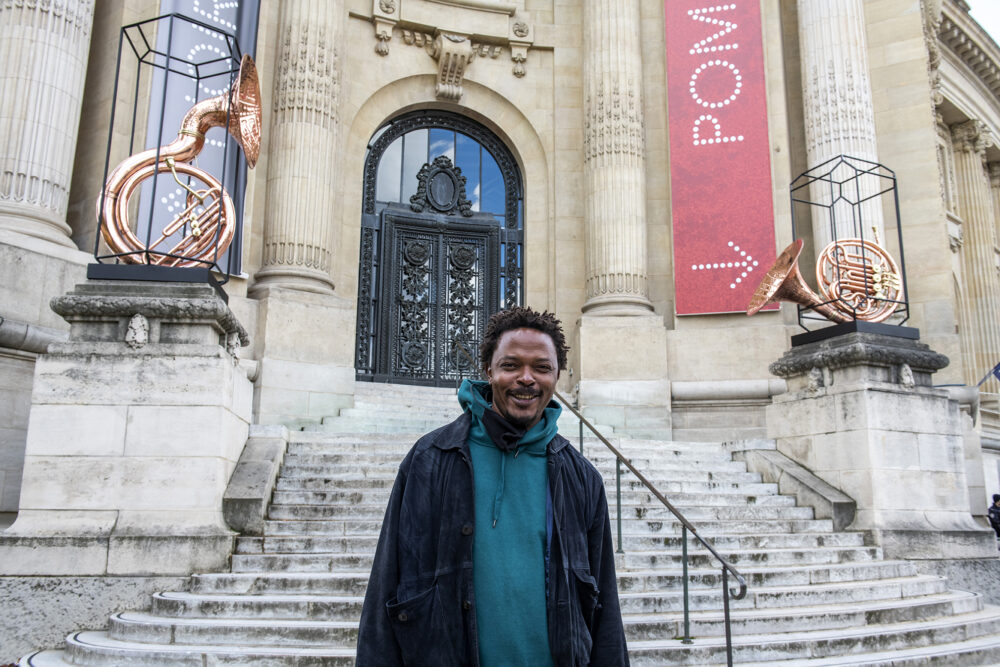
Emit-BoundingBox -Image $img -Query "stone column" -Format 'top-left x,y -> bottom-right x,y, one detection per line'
251,0 -> 341,295
988,162 -> 1000,264
797,0 -> 882,245
577,0 -> 669,436
249,1 -> 356,427
0,281 -> 252,575
0,0 -> 95,247
581,0 -> 652,315
951,121 -> 1000,393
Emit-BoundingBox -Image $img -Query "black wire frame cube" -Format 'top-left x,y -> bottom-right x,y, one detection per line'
789,155 -> 911,332
92,13 -> 249,287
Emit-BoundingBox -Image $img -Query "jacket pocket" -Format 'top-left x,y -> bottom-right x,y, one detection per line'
573,569 -> 601,631
386,584 -> 464,666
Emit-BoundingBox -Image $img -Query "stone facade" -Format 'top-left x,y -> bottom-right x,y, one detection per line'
1,0 -> 999,556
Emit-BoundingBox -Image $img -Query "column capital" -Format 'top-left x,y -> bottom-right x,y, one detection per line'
951,119 -> 992,155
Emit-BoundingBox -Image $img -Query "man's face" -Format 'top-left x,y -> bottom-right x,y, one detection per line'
486,327 -> 560,430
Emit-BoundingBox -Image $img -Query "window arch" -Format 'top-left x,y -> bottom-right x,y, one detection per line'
355,110 -> 524,383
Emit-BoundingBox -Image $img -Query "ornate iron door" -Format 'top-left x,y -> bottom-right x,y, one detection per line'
376,211 -> 499,385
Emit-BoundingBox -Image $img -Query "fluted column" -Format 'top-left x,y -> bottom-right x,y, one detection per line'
951,121 -> 1000,392
0,0 -> 95,247
989,162 -> 1000,251
252,0 -> 341,294
798,0 -> 882,245
581,0 -> 652,314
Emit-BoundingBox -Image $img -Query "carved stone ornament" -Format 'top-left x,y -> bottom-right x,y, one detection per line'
769,332 -> 949,379
898,363 -> 915,389
379,0 -> 396,13
430,33 -> 474,101
409,155 -> 473,216
512,21 -> 529,38
125,313 -> 150,349
806,366 -> 825,393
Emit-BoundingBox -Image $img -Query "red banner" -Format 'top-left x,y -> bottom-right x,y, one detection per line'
665,1 -> 776,315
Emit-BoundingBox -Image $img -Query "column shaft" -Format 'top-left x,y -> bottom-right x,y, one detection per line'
951,121 -> 1000,392
0,0 -> 95,246
581,0 -> 651,314
253,0 -> 342,294
798,0 -> 882,245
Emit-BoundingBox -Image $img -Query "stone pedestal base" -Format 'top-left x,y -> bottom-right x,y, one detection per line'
767,331 -> 996,559
251,286 -> 356,427
0,280 -> 253,575
577,314 -> 671,436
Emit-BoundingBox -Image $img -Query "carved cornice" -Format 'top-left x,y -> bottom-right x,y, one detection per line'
51,294 -> 250,347
370,0 -> 533,83
939,5 -> 1000,104
769,332 -> 949,378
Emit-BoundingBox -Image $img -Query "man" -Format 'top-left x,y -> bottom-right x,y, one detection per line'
989,494 -> 1000,545
357,306 -> 628,666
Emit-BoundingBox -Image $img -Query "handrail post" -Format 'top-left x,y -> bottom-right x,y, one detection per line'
681,525 -> 692,644
575,397 -> 584,455
723,566 -> 733,667
615,458 -> 623,554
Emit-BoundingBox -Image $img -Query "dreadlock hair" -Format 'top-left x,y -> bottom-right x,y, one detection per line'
479,306 -> 569,371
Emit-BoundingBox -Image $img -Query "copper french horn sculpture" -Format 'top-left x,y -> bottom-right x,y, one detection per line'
748,233 -> 903,323
98,54 -> 261,267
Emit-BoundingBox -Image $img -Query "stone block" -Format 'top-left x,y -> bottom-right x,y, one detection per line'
24,403 -> 128,456
578,314 -> 667,381
124,405 -> 247,461
107,534 -> 233,576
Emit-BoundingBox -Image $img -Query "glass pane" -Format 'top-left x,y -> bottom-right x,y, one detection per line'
429,128 -> 455,162
481,152 -> 503,215
376,136 -> 403,203
402,129 -> 429,202
456,133 -> 481,212
517,198 -> 523,230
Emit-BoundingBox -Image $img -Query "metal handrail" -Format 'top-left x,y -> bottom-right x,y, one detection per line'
450,342 -> 747,664
554,390 -> 747,665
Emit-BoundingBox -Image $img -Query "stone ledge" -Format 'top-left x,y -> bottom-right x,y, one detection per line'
223,430 -> 289,536
0,574 -> 189,658
770,332 -> 949,379
733,447 -> 857,531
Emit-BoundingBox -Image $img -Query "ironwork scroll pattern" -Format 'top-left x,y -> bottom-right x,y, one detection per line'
445,241 -> 480,377
355,227 -> 377,373
394,237 -> 434,378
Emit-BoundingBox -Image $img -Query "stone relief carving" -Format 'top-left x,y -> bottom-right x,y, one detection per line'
898,363 -> 915,389
431,33 -> 474,101
951,120 -> 992,158
370,0 -> 533,81
273,20 -> 339,126
125,313 -> 149,349
802,58 -> 877,159
806,366 -> 825,394
920,0 -> 944,107
584,81 -> 645,162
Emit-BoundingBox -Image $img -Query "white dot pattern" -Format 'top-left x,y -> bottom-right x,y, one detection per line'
687,4 -> 739,55
692,114 -> 745,146
689,60 -> 743,109
689,240 -> 760,289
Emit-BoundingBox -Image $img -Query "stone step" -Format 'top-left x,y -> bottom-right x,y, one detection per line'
31,632 -> 356,666
617,575 -> 949,614
279,450 -> 742,469
263,499 -> 811,521
622,590 -> 985,639
106,611 -> 357,646
625,607 -> 1000,665
233,530 -> 868,556
150,591 -> 363,621
228,544 -> 881,574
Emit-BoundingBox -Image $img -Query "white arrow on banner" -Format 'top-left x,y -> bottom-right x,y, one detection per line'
690,241 -> 760,289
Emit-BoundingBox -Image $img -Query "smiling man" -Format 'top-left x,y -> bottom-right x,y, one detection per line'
357,306 -> 628,666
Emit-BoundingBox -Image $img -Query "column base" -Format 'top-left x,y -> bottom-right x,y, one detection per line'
249,265 -> 335,296
577,313 -> 671,436
0,202 -> 76,249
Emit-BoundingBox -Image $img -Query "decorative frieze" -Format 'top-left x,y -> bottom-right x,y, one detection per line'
371,0 -> 533,83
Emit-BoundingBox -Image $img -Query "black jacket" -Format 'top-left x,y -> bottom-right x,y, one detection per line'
356,412 -> 629,666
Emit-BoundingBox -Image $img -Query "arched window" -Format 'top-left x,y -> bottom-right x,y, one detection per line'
356,111 -> 523,385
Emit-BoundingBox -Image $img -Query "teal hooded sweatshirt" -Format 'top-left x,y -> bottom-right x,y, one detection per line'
458,379 -> 561,667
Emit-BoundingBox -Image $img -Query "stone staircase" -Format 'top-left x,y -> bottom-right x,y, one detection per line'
21,382 -> 1000,665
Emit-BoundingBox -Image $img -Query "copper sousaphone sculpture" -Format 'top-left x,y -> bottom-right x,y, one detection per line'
748,235 -> 903,323
98,54 -> 261,267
